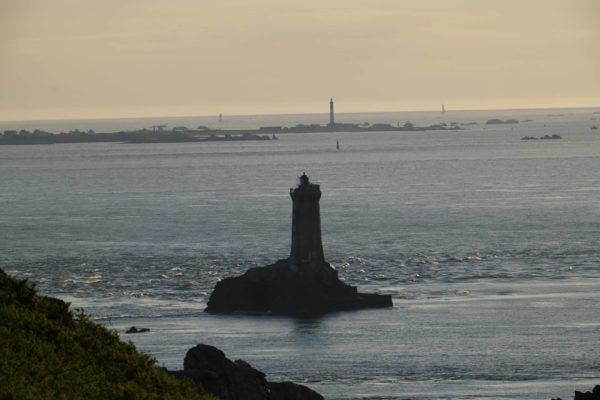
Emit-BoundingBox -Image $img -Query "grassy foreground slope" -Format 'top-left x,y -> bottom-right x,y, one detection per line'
0,269 -> 215,400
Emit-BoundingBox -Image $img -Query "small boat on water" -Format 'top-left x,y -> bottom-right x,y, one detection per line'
336,140 -> 339,150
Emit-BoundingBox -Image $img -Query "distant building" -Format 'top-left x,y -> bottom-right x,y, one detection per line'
328,98 -> 335,128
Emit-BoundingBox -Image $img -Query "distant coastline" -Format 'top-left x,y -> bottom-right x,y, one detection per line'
2,105 -> 598,145
0,121 -> 458,145
1,98 -> 466,145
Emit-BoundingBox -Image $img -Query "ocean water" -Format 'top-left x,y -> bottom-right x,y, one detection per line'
1,108 -> 600,399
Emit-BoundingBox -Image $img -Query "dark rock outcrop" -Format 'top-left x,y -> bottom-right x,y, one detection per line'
269,382 -> 323,400
206,258 -> 392,315
171,344 -> 323,400
574,385 -> 600,400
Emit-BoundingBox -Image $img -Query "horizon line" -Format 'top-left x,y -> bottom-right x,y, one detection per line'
1,104 -> 599,124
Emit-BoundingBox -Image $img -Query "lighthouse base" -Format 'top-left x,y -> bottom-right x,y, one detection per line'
205,259 -> 392,316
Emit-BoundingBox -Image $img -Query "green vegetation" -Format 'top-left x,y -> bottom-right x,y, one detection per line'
0,269 -> 215,400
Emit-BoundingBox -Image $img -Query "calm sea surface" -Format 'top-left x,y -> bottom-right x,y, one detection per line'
1,108 -> 599,399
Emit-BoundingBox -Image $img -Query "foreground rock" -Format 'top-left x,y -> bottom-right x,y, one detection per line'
552,384 -> 600,400
574,385 -> 600,400
205,174 -> 392,315
170,344 -> 323,400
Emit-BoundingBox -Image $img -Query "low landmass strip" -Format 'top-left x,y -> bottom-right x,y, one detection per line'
486,118 -> 519,124
0,121 -> 458,145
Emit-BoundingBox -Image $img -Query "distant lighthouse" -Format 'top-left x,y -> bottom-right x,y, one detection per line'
328,98 -> 335,128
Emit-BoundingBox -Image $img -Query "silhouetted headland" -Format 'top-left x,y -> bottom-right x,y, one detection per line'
205,173 -> 393,315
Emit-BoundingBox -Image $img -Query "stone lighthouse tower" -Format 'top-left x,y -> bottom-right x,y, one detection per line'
204,173 -> 394,314
289,173 -> 325,269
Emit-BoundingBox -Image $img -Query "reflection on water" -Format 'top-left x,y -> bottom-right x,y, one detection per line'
292,315 -> 324,335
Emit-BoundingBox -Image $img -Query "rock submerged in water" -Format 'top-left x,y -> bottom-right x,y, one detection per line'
170,344 -> 323,400
205,258 -> 392,315
205,174 -> 392,315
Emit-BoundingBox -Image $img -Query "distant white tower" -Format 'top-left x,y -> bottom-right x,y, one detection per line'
329,98 -> 335,127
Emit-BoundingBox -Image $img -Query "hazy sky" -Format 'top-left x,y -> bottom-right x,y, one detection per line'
1,0 -> 599,120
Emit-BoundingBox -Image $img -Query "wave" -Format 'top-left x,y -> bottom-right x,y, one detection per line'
3,247 -> 600,310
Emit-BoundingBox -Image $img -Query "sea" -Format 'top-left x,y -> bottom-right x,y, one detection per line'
1,108 -> 599,399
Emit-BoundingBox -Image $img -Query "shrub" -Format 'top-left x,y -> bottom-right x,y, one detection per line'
0,269 -> 215,400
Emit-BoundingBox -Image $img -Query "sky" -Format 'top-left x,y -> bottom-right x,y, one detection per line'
0,0 -> 599,121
